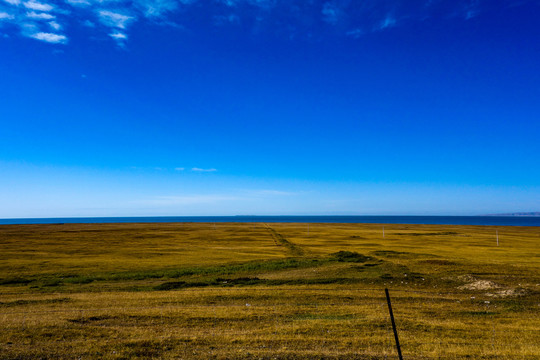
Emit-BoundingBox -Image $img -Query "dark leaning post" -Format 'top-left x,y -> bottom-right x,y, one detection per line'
385,288 -> 404,360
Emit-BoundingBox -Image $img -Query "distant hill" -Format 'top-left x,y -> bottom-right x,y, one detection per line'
485,212 -> 540,217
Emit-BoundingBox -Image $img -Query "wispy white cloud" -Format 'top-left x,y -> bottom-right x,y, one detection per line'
0,11 -> 15,19
26,11 -> 55,19
251,189 -> 298,196
1,0 -> 68,43
48,20 -> 60,29
377,15 -> 396,30
23,0 -> 53,12
29,31 -> 67,43
108,31 -> 127,46
98,10 -> 134,29
109,31 -> 127,39
0,0 -> 535,46
2,0 -> 21,6
174,167 -> 185,171
134,0 -> 178,18
321,1 -> 341,25
192,167 -> 218,172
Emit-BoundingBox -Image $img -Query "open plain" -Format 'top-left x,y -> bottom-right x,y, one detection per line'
0,222 -> 539,359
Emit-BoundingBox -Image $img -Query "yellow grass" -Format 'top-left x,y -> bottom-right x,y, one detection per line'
1,222 -> 539,359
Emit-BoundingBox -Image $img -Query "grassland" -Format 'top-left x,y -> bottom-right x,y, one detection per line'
0,222 -> 539,359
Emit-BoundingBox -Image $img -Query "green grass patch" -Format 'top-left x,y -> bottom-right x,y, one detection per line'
18,258 -> 332,289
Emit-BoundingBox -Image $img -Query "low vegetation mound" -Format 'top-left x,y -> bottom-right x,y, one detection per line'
154,281 -> 188,290
331,251 -> 371,263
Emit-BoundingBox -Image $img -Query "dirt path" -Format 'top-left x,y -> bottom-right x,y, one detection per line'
264,224 -> 306,257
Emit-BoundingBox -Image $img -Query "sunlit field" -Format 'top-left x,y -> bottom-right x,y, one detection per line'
1,222 -> 539,359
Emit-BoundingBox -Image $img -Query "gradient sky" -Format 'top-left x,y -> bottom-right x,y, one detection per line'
1,0 -> 539,217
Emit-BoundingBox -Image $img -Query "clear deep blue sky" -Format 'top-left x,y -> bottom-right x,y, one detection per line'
1,0 -> 539,217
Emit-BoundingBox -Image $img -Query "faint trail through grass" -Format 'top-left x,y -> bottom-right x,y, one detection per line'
264,224 -> 306,257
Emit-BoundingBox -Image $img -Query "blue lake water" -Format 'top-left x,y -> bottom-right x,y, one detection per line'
1,216 -> 539,226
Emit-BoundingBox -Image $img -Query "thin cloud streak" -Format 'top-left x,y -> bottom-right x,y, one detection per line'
26,11 -> 55,19
23,0 -> 53,11
192,167 -> 218,172
109,31 -> 127,39
249,189 -> 298,196
29,31 -> 67,43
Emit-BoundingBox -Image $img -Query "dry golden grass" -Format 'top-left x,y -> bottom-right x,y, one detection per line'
1,222 -> 539,359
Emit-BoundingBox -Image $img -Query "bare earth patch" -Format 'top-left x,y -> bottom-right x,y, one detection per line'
456,274 -> 476,283
458,280 -> 501,291
486,288 -> 528,298
457,274 -> 528,297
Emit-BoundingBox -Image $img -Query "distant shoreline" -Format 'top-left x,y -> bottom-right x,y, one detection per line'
1,215 -> 540,227
484,212 -> 540,217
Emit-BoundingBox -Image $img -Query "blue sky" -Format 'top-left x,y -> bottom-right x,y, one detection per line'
1,0 -> 539,217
